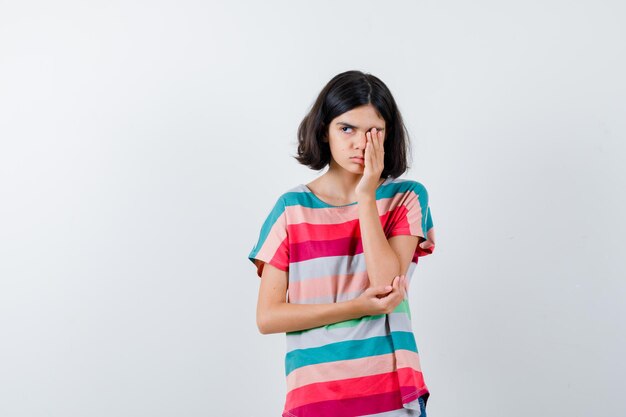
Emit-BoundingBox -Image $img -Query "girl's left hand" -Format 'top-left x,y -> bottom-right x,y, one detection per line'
355,127 -> 385,198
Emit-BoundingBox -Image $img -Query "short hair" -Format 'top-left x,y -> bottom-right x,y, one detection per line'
294,70 -> 412,179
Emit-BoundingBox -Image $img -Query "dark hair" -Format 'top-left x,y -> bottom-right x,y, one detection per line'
294,70 -> 412,179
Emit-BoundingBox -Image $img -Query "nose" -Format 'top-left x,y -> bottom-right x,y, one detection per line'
354,131 -> 367,150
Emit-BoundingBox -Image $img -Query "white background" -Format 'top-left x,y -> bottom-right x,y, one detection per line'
1,1 -> 624,416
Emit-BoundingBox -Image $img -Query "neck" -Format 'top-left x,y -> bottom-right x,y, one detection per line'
319,162 -> 382,200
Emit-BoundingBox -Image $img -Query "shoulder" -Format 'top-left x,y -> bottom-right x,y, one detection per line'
384,177 -> 429,197
261,184 -> 312,223
266,184 -> 305,208
280,183 -> 325,209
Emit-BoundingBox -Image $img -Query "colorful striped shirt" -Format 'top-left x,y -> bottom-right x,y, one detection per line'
248,177 -> 436,417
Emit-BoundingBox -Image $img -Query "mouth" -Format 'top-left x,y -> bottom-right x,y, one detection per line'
350,157 -> 365,165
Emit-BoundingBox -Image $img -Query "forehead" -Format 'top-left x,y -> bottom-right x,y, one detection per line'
333,104 -> 385,127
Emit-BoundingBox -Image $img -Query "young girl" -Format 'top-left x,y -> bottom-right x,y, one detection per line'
248,70 -> 436,417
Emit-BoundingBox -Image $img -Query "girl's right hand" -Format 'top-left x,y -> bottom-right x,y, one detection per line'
354,275 -> 407,316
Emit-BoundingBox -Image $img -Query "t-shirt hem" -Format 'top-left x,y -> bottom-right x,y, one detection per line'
402,387 -> 430,406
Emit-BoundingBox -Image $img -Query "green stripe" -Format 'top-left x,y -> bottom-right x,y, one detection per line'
395,299 -> 411,316
286,300 -> 411,336
285,330 -> 418,375
287,314 -> 383,336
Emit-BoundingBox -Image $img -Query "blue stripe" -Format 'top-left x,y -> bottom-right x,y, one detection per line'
282,179 -> 423,209
285,330 -> 418,375
247,197 -> 286,262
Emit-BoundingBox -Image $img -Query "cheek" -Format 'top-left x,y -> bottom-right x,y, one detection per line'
329,140 -> 348,151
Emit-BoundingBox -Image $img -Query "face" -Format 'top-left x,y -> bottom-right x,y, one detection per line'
324,104 -> 386,174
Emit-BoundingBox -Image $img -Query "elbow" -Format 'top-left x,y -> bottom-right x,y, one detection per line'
257,302 -> 288,334
257,318 -> 270,335
256,310 -> 275,335
256,311 -> 268,334
370,269 -> 403,288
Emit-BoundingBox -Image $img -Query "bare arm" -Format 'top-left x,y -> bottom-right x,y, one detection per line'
359,196 -> 422,289
357,128 -> 421,288
358,196 -> 402,287
256,263 -> 406,335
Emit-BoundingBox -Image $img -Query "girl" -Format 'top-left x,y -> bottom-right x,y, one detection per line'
248,70 -> 436,417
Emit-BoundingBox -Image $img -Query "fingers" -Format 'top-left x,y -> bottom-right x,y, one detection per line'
371,128 -> 380,152
371,276 -> 402,293
383,275 -> 399,294
367,128 -> 384,171
384,276 -> 402,296
385,276 -> 398,292
367,281 -> 393,296
391,274 -> 400,295
365,130 -> 373,170
394,275 -> 405,298
366,275 -> 407,299
392,275 -> 407,303
361,275 -> 408,315
379,275 -> 404,314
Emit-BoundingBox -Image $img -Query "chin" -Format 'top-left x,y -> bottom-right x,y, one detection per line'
335,160 -> 363,173
348,166 -> 364,174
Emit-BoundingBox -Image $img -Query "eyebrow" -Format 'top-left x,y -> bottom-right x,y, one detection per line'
336,121 -> 385,131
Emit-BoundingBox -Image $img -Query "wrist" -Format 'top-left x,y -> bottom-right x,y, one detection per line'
356,192 -> 376,204
346,297 -> 366,318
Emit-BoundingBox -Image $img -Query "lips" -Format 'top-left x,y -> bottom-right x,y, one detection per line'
350,157 -> 364,165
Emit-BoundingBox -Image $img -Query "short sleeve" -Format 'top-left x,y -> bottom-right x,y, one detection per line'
388,181 -> 436,257
247,196 -> 290,278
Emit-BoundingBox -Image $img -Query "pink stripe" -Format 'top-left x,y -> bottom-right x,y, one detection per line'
286,350 -> 422,390
387,200 -> 424,237
289,218 -> 361,243
285,194 -> 406,229
289,236 -> 363,263
285,194 -> 408,243
420,227 -> 436,253
285,367 -> 422,411
284,391 -> 402,417
288,204 -> 418,262
256,212 -> 289,265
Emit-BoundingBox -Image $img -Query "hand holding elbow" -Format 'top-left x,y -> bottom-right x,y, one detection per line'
355,275 -> 407,315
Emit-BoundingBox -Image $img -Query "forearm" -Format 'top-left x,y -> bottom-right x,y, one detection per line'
257,299 -> 365,335
358,196 -> 401,287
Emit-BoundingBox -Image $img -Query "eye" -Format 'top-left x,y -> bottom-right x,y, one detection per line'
341,126 -> 353,133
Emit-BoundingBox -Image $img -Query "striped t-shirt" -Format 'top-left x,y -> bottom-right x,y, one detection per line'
248,177 -> 436,417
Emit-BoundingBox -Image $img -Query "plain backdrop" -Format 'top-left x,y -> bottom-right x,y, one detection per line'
1,1 -> 624,416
